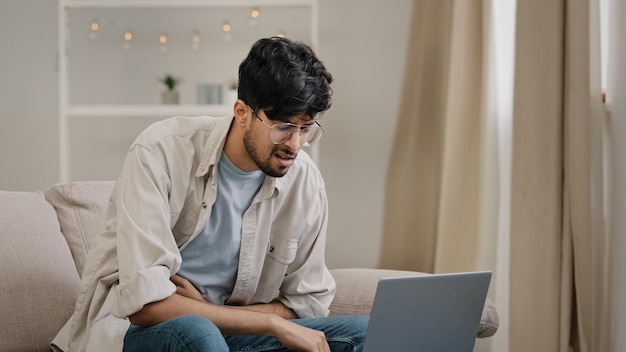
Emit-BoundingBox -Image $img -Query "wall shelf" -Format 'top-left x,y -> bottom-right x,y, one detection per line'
66,104 -> 232,118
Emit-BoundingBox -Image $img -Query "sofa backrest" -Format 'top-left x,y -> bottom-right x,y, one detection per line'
45,181 -> 116,277
0,190 -> 82,351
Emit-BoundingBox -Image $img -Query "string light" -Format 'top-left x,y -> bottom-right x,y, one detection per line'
191,29 -> 201,51
249,8 -> 260,26
89,19 -> 100,40
222,21 -> 233,42
158,32 -> 169,54
113,7 -> 282,51
122,28 -> 133,51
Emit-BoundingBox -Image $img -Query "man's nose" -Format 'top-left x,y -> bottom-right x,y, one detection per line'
283,128 -> 303,149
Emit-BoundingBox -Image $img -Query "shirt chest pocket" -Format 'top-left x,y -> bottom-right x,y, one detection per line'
267,234 -> 298,265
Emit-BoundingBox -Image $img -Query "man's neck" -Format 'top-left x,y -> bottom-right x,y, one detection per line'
223,126 -> 258,173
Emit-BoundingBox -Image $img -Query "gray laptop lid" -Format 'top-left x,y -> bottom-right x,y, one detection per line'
362,271 -> 492,352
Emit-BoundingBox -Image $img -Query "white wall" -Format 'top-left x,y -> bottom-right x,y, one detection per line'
0,1 -> 59,191
0,0 -> 412,269
318,1 -> 412,268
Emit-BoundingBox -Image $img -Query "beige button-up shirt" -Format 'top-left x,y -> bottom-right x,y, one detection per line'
51,115 -> 336,352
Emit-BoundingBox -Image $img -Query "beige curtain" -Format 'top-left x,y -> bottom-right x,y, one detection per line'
381,0 -> 607,351
380,0 -> 486,274
510,0 -> 594,351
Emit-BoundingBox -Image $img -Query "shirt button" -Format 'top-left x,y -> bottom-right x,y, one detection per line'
201,202 -> 207,208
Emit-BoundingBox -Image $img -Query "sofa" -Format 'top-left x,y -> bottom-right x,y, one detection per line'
0,181 -> 498,351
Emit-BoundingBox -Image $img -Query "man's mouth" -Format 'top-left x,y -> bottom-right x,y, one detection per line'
274,149 -> 296,166
276,151 -> 295,159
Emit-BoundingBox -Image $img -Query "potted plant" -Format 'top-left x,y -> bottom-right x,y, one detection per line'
159,74 -> 182,104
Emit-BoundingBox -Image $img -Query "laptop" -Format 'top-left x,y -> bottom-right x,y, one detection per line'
362,271 -> 492,352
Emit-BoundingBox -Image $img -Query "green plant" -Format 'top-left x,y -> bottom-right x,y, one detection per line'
160,74 -> 182,91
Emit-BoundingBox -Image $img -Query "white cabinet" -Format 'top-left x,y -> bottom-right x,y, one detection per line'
58,0 -> 319,181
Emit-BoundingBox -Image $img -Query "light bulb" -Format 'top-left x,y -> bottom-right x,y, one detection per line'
249,8 -> 260,26
191,30 -> 201,51
89,19 -> 99,40
222,22 -> 233,42
122,29 -> 133,51
158,32 -> 169,54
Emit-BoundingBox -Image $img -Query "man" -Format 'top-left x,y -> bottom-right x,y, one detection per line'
51,37 -> 368,352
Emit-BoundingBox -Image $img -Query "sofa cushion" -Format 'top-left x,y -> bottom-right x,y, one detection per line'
329,268 -> 499,338
0,190 -> 81,352
45,181 -> 115,277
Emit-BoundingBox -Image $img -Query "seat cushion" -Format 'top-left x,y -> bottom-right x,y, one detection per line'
0,190 -> 81,351
45,181 -> 115,277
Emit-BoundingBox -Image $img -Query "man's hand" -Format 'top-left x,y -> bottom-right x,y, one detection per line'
271,317 -> 331,352
170,275 -> 204,302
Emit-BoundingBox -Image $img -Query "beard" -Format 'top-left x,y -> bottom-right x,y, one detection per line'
243,126 -> 296,178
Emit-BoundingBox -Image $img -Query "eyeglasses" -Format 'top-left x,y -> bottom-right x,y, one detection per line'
248,105 -> 324,147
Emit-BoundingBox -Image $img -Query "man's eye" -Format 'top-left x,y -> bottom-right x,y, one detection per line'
300,126 -> 312,133
275,124 -> 293,132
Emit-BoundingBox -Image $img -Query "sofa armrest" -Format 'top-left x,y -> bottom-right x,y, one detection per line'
328,268 -> 499,338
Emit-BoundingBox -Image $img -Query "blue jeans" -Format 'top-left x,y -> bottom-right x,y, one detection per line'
123,315 -> 369,352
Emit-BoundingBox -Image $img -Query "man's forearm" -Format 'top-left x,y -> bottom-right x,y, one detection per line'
167,274 -> 297,323
129,293 -> 279,336
229,302 -> 298,320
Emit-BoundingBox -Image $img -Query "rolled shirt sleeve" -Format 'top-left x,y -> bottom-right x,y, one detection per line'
110,145 -> 182,318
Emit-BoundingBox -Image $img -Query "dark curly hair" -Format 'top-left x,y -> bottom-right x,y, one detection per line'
238,37 -> 333,122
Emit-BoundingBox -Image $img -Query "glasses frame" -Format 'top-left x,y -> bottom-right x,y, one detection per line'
248,105 -> 324,147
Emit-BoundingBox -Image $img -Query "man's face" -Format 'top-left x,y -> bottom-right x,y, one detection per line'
243,109 -> 311,177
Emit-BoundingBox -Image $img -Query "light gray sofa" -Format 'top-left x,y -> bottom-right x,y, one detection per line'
0,181 -> 498,351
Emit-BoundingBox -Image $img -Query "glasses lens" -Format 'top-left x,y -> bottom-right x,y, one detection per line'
268,123 -> 323,146
303,123 -> 323,146
269,124 -> 293,144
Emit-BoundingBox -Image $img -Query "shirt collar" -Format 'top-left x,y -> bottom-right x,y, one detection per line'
195,116 -> 234,178
194,115 -> 281,198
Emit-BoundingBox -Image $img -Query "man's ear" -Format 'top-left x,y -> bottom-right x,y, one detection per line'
233,99 -> 249,126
